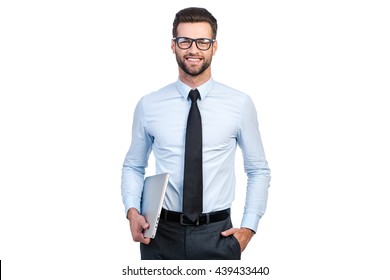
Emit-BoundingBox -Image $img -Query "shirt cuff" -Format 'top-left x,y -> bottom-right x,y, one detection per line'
240,212 -> 262,233
123,196 -> 141,219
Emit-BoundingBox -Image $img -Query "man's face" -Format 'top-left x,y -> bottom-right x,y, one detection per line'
171,22 -> 217,77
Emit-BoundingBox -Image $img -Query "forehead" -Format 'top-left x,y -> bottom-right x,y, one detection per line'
176,22 -> 213,38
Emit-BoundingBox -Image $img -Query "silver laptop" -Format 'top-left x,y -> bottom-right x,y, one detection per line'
141,173 -> 170,238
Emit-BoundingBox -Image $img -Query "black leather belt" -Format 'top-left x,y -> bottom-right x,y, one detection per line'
160,208 -> 230,226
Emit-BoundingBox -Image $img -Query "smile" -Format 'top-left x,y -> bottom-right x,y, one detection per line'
185,56 -> 202,62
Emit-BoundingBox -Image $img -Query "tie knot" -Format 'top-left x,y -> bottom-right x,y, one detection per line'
189,89 -> 200,103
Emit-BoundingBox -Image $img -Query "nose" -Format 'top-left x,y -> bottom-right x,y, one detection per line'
188,40 -> 200,52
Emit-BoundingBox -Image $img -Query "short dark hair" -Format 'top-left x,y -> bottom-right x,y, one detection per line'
172,7 -> 218,39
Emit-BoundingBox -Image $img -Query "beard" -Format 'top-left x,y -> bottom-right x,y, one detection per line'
175,53 -> 212,76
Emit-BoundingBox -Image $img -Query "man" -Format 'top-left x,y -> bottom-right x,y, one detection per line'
121,7 -> 271,260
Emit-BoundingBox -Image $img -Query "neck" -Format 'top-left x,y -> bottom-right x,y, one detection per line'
178,68 -> 211,89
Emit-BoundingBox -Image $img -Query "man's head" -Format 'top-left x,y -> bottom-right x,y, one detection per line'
171,7 -> 218,81
172,7 -> 218,39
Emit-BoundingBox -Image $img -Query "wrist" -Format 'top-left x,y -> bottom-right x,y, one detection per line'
241,227 -> 256,236
127,208 -> 140,220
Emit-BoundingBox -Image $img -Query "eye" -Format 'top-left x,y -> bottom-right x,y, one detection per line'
178,37 -> 192,46
197,39 -> 211,46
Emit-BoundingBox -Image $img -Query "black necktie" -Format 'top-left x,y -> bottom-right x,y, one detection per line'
183,89 -> 203,222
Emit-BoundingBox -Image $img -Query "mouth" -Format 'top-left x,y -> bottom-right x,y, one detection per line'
185,56 -> 202,63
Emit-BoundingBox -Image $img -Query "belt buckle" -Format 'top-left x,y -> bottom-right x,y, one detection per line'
180,214 -> 200,226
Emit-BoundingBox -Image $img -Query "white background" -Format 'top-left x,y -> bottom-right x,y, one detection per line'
1,0 -> 389,279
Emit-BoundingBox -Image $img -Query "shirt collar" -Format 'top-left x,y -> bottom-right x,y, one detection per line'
176,78 -> 214,101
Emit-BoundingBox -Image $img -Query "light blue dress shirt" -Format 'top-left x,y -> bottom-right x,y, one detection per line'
121,78 -> 271,232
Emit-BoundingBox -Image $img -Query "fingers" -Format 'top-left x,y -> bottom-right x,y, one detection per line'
137,220 -> 151,244
139,236 -> 151,245
128,209 -> 151,244
131,222 -> 150,244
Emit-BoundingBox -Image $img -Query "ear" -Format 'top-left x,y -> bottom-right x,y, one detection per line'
212,40 -> 218,55
171,40 -> 176,54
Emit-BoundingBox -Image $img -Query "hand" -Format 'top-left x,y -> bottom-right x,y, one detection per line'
221,227 -> 255,252
127,208 -> 151,245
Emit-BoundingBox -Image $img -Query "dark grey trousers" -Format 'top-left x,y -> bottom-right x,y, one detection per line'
140,216 -> 241,260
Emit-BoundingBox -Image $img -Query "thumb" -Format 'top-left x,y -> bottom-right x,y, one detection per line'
142,222 -> 150,230
221,227 -> 238,237
137,215 -> 149,230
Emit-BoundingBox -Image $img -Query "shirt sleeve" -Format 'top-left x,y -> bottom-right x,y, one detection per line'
121,97 -> 153,217
237,95 -> 271,232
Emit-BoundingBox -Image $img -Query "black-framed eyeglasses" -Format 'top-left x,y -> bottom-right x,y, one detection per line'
173,37 -> 215,51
